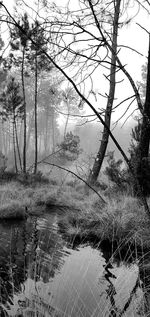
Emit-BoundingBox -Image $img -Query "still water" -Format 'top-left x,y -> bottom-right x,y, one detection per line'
0,212 -> 148,316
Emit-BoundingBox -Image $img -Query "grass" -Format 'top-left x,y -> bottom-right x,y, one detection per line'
0,173 -> 89,220
58,193 -> 150,252
1,170 -> 150,255
0,201 -> 27,220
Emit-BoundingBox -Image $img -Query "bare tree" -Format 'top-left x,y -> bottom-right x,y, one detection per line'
38,0 -> 144,185
87,0 -> 121,185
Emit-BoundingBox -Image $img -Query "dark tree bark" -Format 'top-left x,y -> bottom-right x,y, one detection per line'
88,0 -> 121,185
139,35 -> 150,157
135,34 -> 150,194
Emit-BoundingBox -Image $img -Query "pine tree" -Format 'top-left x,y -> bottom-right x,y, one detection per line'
28,20 -> 51,174
0,77 -> 23,171
10,13 -> 30,173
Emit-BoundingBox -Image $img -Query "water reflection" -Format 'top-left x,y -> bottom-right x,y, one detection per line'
0,213 -> 149,316
0,214 -> 68,316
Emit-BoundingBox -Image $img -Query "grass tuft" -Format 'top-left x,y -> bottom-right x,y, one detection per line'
58,194 -> 150,251
0,201 -> 27,220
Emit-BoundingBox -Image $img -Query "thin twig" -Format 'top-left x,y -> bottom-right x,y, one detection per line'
41,160 -> 106,204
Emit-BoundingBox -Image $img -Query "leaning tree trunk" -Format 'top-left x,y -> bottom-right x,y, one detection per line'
88,0 -> 121,186
135,34 -> 150,195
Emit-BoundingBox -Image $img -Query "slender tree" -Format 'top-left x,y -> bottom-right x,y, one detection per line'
0,77 -> 23,171
61,87 -> 80,139
10,13 -> 30,173
28,20 -> 52,173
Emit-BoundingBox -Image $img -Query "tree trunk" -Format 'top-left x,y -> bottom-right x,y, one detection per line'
26,110 -> 34,151
44,104 -> 49,155
52,109 -> 55,152
34,51 -> 38,174
14,118 -> 22,171
13,116 -> 18,173
22,48 -> 27,173
136,34 -> 150,195
64,100 -> 69,139
87,0 -> 121,186
19,120 -> 23,149
2,121 -> 7,155
38,131 -> 42,154
7,120 -> 11,155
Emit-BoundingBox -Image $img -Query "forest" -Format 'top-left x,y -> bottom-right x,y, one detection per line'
0,0 -> 150,316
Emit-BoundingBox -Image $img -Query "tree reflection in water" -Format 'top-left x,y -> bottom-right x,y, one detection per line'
0,214 -> 68,316
138,252 -> 150,315
0,214 -> 150,316
100,245 -> 144,317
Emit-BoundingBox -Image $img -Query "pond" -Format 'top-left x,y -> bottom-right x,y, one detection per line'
0,211 -> 149,317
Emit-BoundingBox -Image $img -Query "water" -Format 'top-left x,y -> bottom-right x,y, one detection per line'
0,212 -> 147,316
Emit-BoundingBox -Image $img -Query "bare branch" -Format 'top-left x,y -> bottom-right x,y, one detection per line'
40,161 -> 106,204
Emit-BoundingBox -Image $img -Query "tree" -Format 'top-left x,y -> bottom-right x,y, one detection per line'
129,43 -> 150,196
10,12 -> 31,173
0,77 -> 23,172
87,0 -> 121,185
60,87 -> 81,138
28,20 -> 52,173
37,79 -> 61,155
37,0 -> 143,185
9,13 -> 55,171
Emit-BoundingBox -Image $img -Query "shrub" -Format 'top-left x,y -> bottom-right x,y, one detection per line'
58,131 -> 82,162
17,171 -> 50,185
0,152 -> 7,174
0,170 -> 17,182
104,151 -> 128,191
